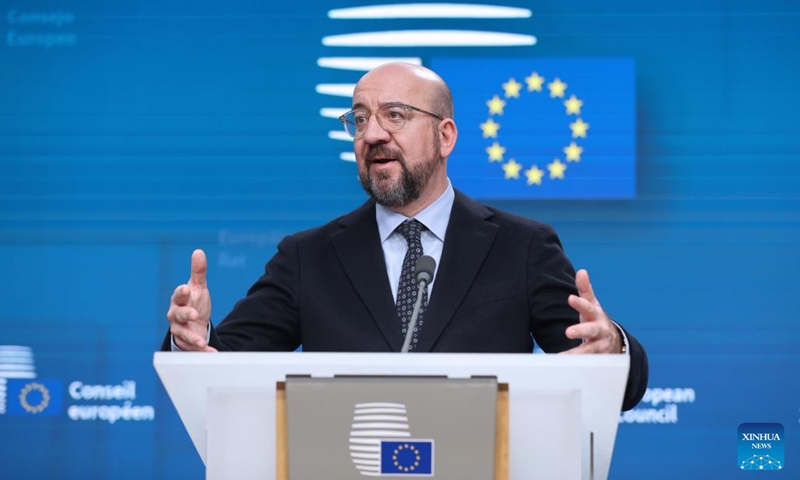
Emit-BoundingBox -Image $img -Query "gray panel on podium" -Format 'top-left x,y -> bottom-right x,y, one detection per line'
286,376 -> 497,480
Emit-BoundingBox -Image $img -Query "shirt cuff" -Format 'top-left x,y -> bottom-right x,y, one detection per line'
612,320 -> 630,355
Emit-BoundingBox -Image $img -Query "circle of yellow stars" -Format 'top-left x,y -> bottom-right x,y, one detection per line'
19,382 -> 51,414
392,444 -> 422,472
479,72 -> 589,186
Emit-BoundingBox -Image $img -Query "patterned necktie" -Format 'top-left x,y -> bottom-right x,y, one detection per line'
395,219 -> 427,352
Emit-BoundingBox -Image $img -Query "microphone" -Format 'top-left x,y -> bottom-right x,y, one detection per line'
401,255 -> 436,353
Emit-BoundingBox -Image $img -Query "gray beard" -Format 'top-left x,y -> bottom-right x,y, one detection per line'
359,154 -> 441,208
359,134 -> 442,208
359,164 -> 419,208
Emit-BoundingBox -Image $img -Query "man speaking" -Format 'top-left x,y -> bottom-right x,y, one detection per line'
162,62 -> 648,411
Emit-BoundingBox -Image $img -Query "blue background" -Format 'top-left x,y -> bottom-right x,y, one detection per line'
1,0 -> 798,478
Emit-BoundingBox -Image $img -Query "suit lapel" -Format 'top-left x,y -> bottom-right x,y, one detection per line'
415,191 -> 497,352
330,200 -> 402,351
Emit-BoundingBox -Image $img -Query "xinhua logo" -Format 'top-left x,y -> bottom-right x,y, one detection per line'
738,423 -> 784,471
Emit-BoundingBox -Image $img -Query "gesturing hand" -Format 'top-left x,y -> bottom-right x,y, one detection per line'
560,269 -> 624,354
166,249 -> 217,352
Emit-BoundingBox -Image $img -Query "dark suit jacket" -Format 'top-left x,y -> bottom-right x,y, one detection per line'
162,191 -> 648,410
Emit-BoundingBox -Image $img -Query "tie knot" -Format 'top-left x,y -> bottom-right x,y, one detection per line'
397,219 -> 423,244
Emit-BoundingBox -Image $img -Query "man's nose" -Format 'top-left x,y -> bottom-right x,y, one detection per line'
361,115 -> 391,144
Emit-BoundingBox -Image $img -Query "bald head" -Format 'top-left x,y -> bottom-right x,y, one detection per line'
354,63 -> 454,119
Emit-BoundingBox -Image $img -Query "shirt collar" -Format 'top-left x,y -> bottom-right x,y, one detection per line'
376,179 -> 455,243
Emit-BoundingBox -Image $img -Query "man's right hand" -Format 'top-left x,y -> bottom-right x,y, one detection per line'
167,249 -> 217,352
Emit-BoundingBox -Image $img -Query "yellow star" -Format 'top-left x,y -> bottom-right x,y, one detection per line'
525,165 -> 544,185
563,142 -> 583,162
502,78 -> 523,98
548,159 -> 567,179
569,118 -> 589,138
525,72 -> 545,92
547,78 -> 568,98
479,118 -> 501,138
502,159 -> 522,179
486,141 -> 506,162
564,94 -> 583,115
486,95 -> 506,115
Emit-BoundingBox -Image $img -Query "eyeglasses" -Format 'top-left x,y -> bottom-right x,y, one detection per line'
339,103 -> 443,138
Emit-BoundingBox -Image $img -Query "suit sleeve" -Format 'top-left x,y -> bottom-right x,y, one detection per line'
525,222 -> 648,411
526,222 -> 581,353
617,325 -> 649,411
208,235 -> 303,352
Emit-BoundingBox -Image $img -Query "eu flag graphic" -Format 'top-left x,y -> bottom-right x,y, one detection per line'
430,57 -> 636,199
380,440 -> 434,475
5,379 -> 63,416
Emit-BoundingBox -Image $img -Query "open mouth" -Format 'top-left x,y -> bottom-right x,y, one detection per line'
366,147 -> 402,166
370,157 -> 396,165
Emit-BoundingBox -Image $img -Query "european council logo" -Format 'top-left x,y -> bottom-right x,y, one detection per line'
738,423 -> 784,471
349,402 -> 435,477
1,345 -> 62,416
431,57 -> 636,199
5,379 -> 63,416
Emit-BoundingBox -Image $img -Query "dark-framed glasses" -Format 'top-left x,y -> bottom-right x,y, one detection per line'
339,103 -> 443,138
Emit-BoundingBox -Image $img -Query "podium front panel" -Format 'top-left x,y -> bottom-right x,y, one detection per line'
285,376 -> 497,480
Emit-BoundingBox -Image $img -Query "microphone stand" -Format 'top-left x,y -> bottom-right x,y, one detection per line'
400,279 -> 428,353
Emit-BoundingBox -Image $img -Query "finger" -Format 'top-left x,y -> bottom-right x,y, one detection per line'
170,284 -> 191,307
189,249 -> 207,288
203,345 -> 218,353
565,322 -> 602,341
568,294 -> 601,322
168,305 -> 200,325
575,269 -> 598,305
171,325 -> 208,351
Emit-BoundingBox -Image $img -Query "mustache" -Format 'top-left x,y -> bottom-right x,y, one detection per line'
365,146 -> 404,163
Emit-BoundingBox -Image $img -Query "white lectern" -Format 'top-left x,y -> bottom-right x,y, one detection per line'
154,352 -> 629,480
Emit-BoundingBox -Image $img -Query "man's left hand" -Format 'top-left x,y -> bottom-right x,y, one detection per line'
560,269 -> 624,354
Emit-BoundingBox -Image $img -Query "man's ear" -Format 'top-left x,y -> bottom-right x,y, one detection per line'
438,118 -> 458,158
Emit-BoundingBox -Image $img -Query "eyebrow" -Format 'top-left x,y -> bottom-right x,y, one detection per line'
350,101 -> 404,110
